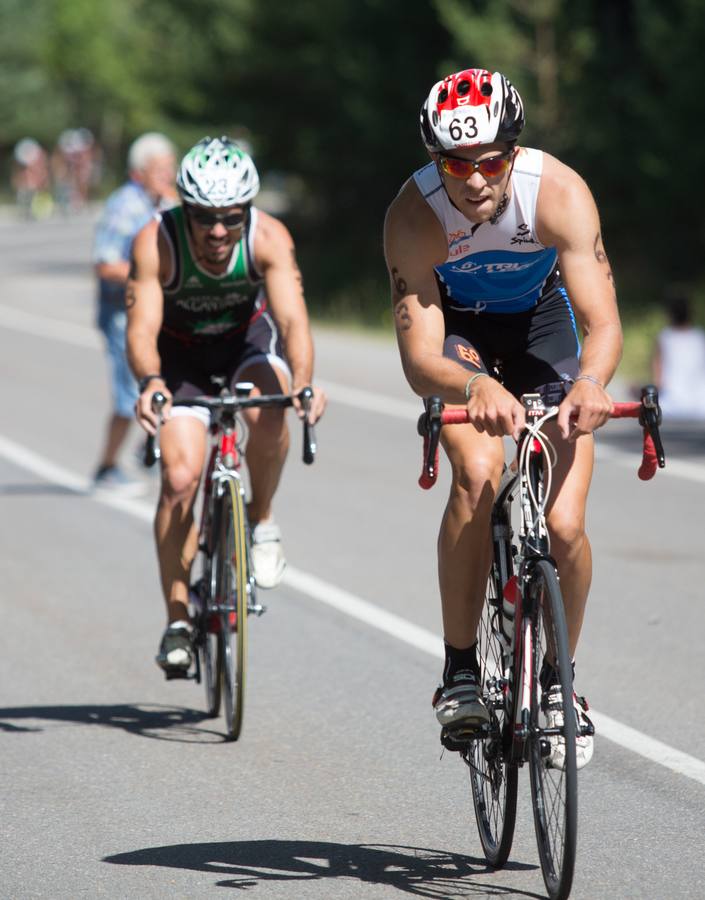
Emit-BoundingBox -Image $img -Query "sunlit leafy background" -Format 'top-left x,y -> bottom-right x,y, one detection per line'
1,0 -> 703,369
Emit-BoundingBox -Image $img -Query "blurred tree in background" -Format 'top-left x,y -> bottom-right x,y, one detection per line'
1,0 -> 703,345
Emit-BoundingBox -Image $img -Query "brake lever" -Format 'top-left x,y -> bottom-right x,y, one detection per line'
640,384 -> 665,468
299,386 -> 316,465
144,391 -> 167,468
419,396 -> 443,483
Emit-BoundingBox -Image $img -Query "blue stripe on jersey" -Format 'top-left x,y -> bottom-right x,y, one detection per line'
438,247 -> 558,313
558,284 -> 581,355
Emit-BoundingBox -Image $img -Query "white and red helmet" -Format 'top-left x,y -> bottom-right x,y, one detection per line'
420,68 -> 524,151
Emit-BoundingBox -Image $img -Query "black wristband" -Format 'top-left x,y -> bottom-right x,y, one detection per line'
138,374 -> 164,393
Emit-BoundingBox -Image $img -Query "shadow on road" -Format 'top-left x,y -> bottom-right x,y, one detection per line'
104,839 -> 541,898
0,702 -> 225,743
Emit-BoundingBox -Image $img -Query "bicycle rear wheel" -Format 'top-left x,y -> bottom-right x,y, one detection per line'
527,559 -> 577,900
467,567 -> 518,867
215,477 -> 249,741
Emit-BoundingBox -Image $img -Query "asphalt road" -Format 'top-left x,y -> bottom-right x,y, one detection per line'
2,211 -> 705,899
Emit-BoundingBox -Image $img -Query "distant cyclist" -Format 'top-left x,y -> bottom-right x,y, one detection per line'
126,136 -> 326,675
384,68 -> 623,768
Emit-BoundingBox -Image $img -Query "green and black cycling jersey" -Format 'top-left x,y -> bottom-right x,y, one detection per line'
158,205 -> 265,344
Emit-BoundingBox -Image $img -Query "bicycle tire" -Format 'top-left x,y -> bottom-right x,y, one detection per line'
216,477 -> 249,741
202,556 -> 223,717
468,557 -> 518,867
527,559 -> 577,900
194,489 -> 222,718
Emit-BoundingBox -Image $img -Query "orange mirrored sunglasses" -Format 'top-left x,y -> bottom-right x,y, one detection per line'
439,151 -> 513,180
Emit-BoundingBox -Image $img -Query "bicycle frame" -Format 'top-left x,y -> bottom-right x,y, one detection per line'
491,395 -> 560,764
196,399 -> 263,621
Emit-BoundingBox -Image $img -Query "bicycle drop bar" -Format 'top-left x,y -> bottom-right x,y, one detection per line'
417,384 -> 666,488
143,387 -> 316,467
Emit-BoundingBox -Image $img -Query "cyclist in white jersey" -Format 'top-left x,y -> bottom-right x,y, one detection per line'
384,68 -> 623,769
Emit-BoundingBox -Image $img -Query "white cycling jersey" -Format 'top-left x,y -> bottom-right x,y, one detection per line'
413,147 -> 557,314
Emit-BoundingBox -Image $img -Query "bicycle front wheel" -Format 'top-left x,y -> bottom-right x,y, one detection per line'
214,477 -> 249,741
468,569 -> 518,867
527,559 -> 577,900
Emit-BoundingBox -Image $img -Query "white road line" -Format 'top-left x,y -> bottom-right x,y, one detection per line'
0,304 -> 100,349
1,432 -> 705,788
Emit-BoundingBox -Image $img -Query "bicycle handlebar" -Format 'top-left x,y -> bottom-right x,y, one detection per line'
143,386 -> 317,468
417,384 -> 666,489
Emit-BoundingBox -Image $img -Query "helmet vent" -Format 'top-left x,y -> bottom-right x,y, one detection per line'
480,82 -> 493,96
457,80 -> 470,95
438,88 -> 448,103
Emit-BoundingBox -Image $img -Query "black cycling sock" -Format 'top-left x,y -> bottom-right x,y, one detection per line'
443,641 -> 481,685
540,657 -> 576,691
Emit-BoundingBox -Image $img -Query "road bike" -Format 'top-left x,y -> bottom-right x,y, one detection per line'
146,379 -> 316,741
417,385 -> 665,900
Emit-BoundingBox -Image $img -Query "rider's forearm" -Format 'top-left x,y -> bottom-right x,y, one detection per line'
402,352 -> 484,404
576,322 -> 623,387
280,319 -> 314,389
127,329 -> 162,382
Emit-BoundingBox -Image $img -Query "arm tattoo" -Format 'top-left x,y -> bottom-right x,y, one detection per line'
125,283 -> 137,309
394,300 -> 413,332
391,266 -> 407,298
593,232 -> 607,264
594,232 -> 616,289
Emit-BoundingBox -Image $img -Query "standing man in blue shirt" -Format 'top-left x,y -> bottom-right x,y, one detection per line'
93,132 -> 177,490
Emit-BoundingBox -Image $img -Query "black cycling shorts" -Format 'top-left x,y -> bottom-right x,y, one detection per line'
440,271 -> 581,405
158,306 -> 288,402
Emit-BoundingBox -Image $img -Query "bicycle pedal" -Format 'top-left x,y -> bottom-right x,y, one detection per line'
441,723 -> 488,751
250,603 -> 267,616
163,667 -> 191,681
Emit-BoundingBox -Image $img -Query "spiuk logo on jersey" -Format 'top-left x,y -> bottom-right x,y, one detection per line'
455,344 -> 482,368
510,223 -> 539,246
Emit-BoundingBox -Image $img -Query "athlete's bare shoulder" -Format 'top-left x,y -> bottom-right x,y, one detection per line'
536,152 -> 600,248
252,207 -> 294,268
131,218 -> 161,276
384,176 -> 447,270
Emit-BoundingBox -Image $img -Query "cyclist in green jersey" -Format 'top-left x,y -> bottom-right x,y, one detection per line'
126,136 -> 326,674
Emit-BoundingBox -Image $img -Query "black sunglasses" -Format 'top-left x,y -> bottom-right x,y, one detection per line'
187,206 -> 249,229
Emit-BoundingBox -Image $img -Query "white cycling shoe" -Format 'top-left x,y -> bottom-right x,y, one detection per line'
251,518 -> 286,589
543,685 -> 594,770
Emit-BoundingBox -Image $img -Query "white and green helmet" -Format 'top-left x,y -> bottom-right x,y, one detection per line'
176,136 -> 260,207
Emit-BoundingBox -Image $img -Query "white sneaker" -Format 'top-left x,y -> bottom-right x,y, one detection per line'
432,671 -> 490,728
251,519 -> 286,589
543,685 -> 594,770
